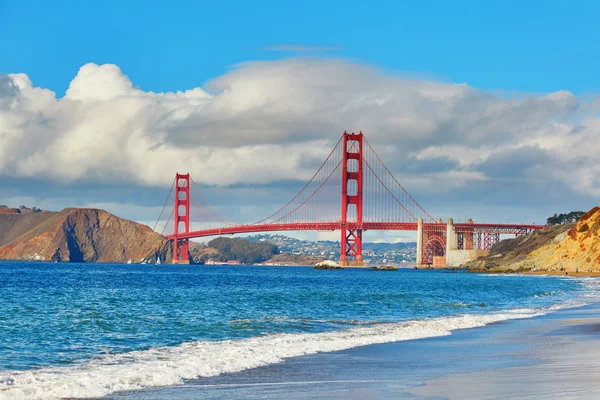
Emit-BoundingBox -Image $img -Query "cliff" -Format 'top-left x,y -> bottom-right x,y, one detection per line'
0,208 -> 171,263
465,206 -> 600,273
528,206 -> 600,273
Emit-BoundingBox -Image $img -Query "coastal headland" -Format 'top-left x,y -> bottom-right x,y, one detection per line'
0,207 -> 171,263
464,206 -> 600,275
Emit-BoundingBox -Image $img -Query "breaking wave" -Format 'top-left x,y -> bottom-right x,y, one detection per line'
0,307 -> 555,400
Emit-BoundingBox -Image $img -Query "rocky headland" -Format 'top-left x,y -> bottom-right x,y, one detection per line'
0,208 -> 170,263
465,206 -> 600,274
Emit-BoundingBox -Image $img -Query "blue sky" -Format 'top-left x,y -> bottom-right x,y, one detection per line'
1,0 -> 599,95
1,0 -> 599,242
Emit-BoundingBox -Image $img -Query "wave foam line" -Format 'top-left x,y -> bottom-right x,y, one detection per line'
0,308 -> 550,400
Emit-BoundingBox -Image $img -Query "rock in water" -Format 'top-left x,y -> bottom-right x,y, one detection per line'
314,260 -> 343,270
370,265 -> 398,271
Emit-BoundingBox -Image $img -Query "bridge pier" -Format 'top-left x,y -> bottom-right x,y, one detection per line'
173,238 -> 190,264
339,131 -> 364,267
446,218 -> 457,252
172,173 -> 191,264
416,218 -> 423,265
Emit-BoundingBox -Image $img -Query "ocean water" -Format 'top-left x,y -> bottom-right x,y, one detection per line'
0,262 -> 598,399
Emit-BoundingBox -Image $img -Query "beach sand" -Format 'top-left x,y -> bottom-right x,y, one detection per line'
525,271 -> 600,277
103,301 -> 600,400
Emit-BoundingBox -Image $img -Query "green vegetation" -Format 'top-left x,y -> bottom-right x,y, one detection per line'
205,237 -> 279,264
547,211 -> 585,226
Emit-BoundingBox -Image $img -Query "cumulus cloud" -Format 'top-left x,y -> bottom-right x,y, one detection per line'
0,58 -> 599,210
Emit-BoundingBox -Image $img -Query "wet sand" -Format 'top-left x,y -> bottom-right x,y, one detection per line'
412,302 -> 600,399
525,271 -> 600,277
468,270 -> 600,277
104,301 -> 600,400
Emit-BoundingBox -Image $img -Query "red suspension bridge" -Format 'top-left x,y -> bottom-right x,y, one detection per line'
155,132 -> 543,266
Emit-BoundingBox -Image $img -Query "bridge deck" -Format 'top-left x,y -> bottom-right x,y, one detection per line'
166,222 -> 545,240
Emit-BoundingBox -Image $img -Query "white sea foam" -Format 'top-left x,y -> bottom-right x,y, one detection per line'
0,308 -> 549,400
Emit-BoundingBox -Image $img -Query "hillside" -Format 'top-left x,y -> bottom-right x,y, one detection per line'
195,237 -> 279,264
0,208 -> 171,263
0,211 -> 58,247
465,206 -> 600,273
246,234 -> 416,264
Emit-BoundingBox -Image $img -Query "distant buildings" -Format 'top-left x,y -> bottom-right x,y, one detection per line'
246,234 -> 416,264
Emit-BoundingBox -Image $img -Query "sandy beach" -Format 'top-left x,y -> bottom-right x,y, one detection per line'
525,271 -> 600,277
467,270 -> 600,278
102,300 -> 600,400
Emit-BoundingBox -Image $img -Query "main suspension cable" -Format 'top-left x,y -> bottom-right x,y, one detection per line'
152,177 -> 176,232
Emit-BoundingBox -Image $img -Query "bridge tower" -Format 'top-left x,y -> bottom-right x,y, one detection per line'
173,173 -> 190,264
340,131 -> 364,267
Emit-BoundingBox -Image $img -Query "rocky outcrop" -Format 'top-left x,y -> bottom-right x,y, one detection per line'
465,206 -> 600,273
314,260 -> 343,270
266,253 -> 326,266
0,208 -> 171,263
370,265 -> 398,271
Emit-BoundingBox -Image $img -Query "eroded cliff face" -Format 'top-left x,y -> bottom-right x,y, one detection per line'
465,206 -> 600,273
528,206 -> 600,273
0,208 -> 171,263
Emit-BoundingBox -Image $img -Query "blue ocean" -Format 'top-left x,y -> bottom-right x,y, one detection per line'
1,262 -> 598,399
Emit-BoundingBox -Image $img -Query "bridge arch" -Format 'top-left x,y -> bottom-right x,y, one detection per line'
423,236 -> 445,265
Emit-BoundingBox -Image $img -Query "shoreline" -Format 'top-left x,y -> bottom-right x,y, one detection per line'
103,300 -> 600,399
524,270 -> 600,277
4,265 -> 595,399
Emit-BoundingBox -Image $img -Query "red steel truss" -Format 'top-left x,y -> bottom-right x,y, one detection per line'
170,222 -> 541,240
454,224 -> 538,251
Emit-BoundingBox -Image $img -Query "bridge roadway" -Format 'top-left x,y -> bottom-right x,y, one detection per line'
166,222 -> 544,240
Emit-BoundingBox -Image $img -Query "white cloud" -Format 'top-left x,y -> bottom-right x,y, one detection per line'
0,58 -> 599,207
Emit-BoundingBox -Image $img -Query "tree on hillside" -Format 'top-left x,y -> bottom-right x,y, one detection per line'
207,237 -> 279,264
547,211 -> 585,225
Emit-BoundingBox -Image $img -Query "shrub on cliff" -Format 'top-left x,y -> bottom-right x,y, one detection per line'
547,211 -> 585,226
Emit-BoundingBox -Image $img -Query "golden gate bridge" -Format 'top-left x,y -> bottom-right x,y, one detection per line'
155,132 -> 543,266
